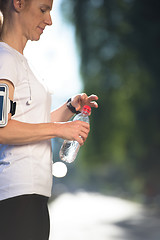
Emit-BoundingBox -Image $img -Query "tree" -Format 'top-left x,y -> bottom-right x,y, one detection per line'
61,0 -> 160,200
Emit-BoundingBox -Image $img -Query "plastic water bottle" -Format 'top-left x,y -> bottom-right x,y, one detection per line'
59,105 -> 91,163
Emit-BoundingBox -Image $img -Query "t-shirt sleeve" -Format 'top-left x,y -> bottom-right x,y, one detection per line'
0,51 -> 18,87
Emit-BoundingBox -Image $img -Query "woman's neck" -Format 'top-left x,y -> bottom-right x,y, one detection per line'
0,24 -> 27,54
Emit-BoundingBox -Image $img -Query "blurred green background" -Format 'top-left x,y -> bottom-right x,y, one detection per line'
52,0 -> 160,206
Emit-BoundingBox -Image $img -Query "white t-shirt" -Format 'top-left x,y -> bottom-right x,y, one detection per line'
0,42 -> 53,201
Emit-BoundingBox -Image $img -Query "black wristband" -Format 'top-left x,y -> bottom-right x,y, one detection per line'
67,98 -> 81,114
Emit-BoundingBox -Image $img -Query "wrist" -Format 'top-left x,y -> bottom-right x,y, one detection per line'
51,122 -> 62,138
66,98 -> 81,114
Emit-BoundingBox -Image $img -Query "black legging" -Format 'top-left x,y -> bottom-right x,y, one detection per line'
0,194 -> 50,240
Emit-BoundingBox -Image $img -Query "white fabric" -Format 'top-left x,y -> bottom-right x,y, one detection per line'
0,42 -> 53,200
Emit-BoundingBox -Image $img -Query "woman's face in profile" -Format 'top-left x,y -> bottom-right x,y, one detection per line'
20,0 -> 53,41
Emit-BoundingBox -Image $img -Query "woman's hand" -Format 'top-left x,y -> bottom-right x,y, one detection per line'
54,120 -> 90,145
70,93 -> 98,114
51,93 -> 98,144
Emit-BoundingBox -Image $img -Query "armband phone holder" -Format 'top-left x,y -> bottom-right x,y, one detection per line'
0,83 -> 16,127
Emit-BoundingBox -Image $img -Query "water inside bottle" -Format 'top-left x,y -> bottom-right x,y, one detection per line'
60,140 -> 80,163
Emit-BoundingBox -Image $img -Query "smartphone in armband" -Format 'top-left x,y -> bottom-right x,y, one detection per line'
0,83 -> 16,127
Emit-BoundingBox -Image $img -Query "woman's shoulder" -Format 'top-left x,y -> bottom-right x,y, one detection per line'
0,42 -> 17,62
0,42 -> 19,85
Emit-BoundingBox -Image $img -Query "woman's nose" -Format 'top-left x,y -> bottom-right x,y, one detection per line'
45,13 -> 52,26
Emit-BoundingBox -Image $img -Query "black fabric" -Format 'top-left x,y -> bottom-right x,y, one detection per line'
0,194 -> 50,240
10,100 -> 16,116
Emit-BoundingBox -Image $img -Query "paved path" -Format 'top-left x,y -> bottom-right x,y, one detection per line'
48,191 -> 160,240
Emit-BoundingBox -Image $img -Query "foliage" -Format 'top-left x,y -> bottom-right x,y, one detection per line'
61,0 -> 160,200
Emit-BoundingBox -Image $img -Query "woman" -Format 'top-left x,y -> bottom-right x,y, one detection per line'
0,0 -> 98,239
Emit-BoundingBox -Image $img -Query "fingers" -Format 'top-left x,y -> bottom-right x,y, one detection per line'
69,120 -> 89,145
86,94 -> 98,102
80,93 -> 99,109
74,121 -> 90,145
75,134 -> 87,146
55,121 -> 90,145
75,136 -> 84,146
79,127 -> 90,144
80,93 -> 88,102
70,93 -> 99,113
87,95 -> 99,108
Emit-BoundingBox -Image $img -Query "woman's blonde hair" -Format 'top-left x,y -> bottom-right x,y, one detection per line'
0,0 -> 10,35
0,11 -> 3,32
0,0 -> 30,35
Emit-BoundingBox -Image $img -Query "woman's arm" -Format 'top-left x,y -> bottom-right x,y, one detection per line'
0,119 -> 89,145
51,102 -> 75,122
0,80 -> 90,145
51,93 -> 98,122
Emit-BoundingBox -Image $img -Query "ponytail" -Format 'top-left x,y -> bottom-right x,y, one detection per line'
0,0 -> 30,35
0,0 -> 11,36
0,12 -> 3,35
0,0 -> 4,35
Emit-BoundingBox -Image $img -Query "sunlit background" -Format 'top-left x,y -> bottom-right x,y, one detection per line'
24,0 -> 82,107
25,0 -> 160,239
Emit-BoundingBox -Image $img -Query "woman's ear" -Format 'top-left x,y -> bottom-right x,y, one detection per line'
13,0 -> 25,12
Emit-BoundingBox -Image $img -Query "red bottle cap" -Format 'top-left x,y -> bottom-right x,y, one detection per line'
82,105 -> 91,114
